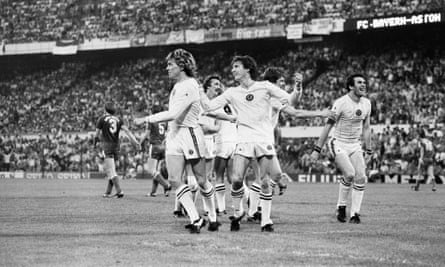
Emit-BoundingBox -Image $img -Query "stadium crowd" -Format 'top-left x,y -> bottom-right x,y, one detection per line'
1,15 -> 445,178
1,0 -> 444,43
1,124 -> 445,180
1,39 -> 445,135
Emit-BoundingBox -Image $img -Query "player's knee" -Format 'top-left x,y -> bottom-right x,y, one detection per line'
231,178 -> 244,190
344,173 -> 355,183
354,175 -> 366,185
260,178 -> 270,191
271,172 -> 281,183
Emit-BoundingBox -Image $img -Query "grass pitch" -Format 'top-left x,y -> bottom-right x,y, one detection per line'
0,179 -> 444,266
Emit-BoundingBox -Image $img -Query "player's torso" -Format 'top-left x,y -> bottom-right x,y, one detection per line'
149,122 -> 167,145
227,83 -> 275,143
168,78 -> 201,132
420,138 -> 435,160
99,114 -> 122,144
333,95 -> 370,143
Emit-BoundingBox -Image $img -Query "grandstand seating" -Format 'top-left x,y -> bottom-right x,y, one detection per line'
1,0 -> 443,43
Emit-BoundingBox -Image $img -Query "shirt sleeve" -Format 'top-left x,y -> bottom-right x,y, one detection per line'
202,89 -> 231,111
265,81 -> 291,105
331,99 -> 343,122
270,98 -> 286,111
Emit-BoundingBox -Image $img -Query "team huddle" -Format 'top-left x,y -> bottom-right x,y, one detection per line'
95,48 -> 374,234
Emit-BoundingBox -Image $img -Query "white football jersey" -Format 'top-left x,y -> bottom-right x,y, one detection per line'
167,78 -> 201,132
202,81 -> 290,143
331,94 -> 372,143
270,98 -> 286,128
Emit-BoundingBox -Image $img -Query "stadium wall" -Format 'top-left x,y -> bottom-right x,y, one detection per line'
1,171 -> 443,184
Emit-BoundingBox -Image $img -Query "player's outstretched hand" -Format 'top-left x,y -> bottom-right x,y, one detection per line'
321,109 -> 336,118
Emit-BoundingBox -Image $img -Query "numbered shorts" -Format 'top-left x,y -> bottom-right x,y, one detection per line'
166,127 -> 206,160
327,138 -> 362,159
204,135 -> 216,159
215,142 -> 237,159
234,142 -> 276,158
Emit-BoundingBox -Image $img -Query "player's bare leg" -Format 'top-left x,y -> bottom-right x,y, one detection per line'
247,159 -> 262,222
334,152 -> 356,223
349,151 -> 367,224
189,157 -> 220,231
428,165 -> 437,192
149,178 -> 159,197
229,154 -> 250,231
104,157 -> 124,198
270,155 -> 287,195
414,165 -> 422,191
103,179 -> 113,198
214,156 -> 229,215
166,155 -> 204,233
258,155 -> 275,232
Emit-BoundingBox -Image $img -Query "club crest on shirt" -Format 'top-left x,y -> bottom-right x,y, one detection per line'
245,94 -> 254,101
355,109 -> 362,116
267,145 -> 273,150
188,149 -> 194,155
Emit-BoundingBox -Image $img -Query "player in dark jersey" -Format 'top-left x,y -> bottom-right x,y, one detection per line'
413,127 -> 437,192
95,102 -> 141,198
143,121 -> 172,197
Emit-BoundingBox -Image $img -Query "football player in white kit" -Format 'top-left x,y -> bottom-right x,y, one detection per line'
244,67 -> 332,223
203,75 -> 238,216
200,55 -> 306,232
311,74 -> 372,224
134,49 -> 219,233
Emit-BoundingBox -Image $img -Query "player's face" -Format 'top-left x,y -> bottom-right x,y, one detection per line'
166,59 -> 181,80
207,78 -> 222,98
231,61 -> 249,82
352,77 -> 367,97
276,77 -> 286,90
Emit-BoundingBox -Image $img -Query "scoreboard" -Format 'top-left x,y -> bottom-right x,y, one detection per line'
344,12 -> 443,31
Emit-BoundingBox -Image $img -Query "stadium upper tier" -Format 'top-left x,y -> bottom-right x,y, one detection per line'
1,36 -> 444,135
1,0 -> 444,43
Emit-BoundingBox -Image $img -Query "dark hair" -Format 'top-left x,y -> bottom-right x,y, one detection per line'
262,67 -> 283,83
105,102 -> 116,115
166,48 -> 197,77
231,55 -> 258,79
203,75 -> 221,93
346,74 -> 366,90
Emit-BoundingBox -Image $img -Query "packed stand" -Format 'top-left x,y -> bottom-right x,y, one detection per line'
1,0 -> 444,43
1,41 -> 445,134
